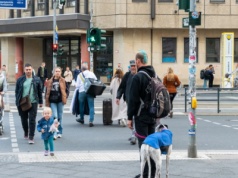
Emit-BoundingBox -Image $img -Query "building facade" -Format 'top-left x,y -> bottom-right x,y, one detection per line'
1,0 -> 238,86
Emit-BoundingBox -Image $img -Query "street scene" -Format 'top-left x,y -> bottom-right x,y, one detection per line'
0,85 -> 238,178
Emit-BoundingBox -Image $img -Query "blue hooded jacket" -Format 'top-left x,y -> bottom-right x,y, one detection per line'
143,130 -> 173,150
37,116 -> 54,140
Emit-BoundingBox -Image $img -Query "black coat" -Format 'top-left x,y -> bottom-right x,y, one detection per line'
127,66 -> 156,119
37,67 -> 48,78
72,89 -> 89,117
116,71 -> 131,102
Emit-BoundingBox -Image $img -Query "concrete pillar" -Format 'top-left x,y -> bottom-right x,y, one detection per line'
15,38 -> 24,79
81,34 -> 90,67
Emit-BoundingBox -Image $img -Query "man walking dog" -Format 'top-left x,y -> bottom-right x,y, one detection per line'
16,63 -> 43,144
127,50 -> 157,178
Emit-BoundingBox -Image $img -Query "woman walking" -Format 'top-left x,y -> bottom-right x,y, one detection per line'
163,67 -> 181,118
110,69 -> 127,126
45,67 -> 68,139
64,66 -> 73,96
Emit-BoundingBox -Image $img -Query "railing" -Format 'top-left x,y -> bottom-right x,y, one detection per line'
184,87 -> 238,113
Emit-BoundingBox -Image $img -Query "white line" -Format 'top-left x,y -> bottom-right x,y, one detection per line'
213,122 -> 221,125
233,128 -> 238,130
204,120 -> 211,122
222,125 -> 231,128
8,111 -> 19,153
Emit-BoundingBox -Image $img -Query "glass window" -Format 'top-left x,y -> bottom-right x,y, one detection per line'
158,0 -> 173,2
162,38 -> 176,63
206,38 -> 220,63
234,39 -> 238,63
184,38 -> 199,63
210,0 -> 225,3
37,0 -> 45,10
67,0 -> 75,7
132,0 -> 147,2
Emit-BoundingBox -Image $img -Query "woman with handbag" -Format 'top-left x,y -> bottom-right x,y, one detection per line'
45,67 -> 68,139
163,67 -> 181,118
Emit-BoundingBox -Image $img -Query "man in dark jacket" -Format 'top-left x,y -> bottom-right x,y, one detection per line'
16,63 -> 43,144
127,50 -> 156,178
37,62 -> 48,93
205,64 -> 215,88
116,59 -> 137,144
73,65 -> 81,81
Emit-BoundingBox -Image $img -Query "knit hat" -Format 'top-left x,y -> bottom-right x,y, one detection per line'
129,60 -> 136,66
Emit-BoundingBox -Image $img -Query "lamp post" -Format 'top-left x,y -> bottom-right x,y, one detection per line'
53,0 -> 57,69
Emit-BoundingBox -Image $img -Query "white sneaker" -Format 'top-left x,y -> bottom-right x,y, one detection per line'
54,135 -> 57,140
57,134 -> 62,138
120,119 -> 127,127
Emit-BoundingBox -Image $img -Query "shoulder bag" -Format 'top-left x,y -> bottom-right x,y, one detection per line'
20,82 -> 33,111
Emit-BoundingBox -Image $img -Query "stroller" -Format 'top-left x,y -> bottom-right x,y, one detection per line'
0,94 -> 4,135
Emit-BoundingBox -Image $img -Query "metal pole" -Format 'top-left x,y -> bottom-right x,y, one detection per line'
188,0 -> 197,158
89,0 -> 94,72
53,0 -> 57,70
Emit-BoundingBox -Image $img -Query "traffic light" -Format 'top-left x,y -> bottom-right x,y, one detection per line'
53,44 -> 58,52
87,28 -> 98,44
179,0 -> 190,12
58,44 -> 64,56
189,12 -> 201,26
59,0 -> 65,5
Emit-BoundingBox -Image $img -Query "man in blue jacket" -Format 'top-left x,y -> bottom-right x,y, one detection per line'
15,63 -> 43,144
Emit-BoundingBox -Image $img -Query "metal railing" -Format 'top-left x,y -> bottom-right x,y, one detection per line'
184,87 -> 238,113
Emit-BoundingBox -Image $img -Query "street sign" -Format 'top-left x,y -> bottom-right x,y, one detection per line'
183,18 -> 189,28
0,0 -> 27,9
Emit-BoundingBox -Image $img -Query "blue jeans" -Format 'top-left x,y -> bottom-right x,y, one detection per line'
203,79 -> 208,88
50,102 -> 64,134
78,91 -> 95,122
44,136 -> 54,152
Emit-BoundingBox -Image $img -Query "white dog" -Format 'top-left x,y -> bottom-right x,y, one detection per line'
49,119 -> 60,133
140,124 -> 173,178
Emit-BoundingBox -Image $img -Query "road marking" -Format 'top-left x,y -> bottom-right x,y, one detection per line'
17,150 -> 210,163
9,112 -> 19,153
222,125 -> 231,128
213,122 -> 221,125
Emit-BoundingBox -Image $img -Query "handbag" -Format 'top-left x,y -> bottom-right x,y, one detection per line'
20,83 -> 33,111
79,72 -> 106,96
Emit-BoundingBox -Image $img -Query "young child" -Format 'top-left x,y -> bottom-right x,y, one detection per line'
37,107 -> 56,156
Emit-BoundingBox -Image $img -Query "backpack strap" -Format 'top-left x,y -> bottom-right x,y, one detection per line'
79,72 -> 85,83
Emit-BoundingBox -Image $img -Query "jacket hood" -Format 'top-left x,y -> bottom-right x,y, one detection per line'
138,65 -> 156,78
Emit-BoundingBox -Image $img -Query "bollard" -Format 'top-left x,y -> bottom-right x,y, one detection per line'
188,111 -> 197,158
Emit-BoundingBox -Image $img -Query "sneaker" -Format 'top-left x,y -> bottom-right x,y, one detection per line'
120,119 -> 127,127
130,137 -> 137,145
53,135 -> 57,140
89,122 -> 94,127
28,139 -> 34,144
76,118 -> 84,124
44,150 -> 49,156
57,134 -> 62,138
50,152 -> 54,156
134,174 -> 140,178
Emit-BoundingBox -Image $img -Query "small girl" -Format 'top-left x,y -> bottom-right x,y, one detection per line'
37,107 -> 56,156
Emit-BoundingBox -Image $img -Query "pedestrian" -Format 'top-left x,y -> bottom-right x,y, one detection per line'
37,62 -> 48,93
15,63 -> 43,144
0,68 -> 8,109
1,65 -> 8,81
163,67 -> 181,118
64,66 -> 73,95
205,64 -> 215,88
73,65 -> 81,83
45,67 -> 68,139
37,107 -> 56,156
127,50 -> 157,178
110,69 -> 127,126
116,60 -> 137,144
75,62 -> 97,127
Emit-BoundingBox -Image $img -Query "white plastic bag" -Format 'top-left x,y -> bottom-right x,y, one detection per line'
71,79 -> 76,86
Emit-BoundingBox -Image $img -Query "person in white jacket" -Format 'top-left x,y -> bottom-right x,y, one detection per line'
75,63 -> 97,127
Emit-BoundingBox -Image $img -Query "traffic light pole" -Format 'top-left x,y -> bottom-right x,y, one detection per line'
89,0 -> 94,72
188,0 -> 197,158
53,0 -> 57,70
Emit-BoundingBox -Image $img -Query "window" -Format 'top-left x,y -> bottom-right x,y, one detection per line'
210,0 -> 225,3
67,0 -> 75,7
37,0 -> 45,10
158,0 -> 173,2
234,39 -> 238,63
23,0 -> 31,11
162,38 -> 177,63
132,0 -> 147,2
184,38 -> 198,63
206,38 -> 220,63
51,0 -> 59,9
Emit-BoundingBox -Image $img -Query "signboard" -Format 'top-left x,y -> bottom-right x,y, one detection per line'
0,0 -> 27,9
221,32 -> 234,88
183,18 -> 189,28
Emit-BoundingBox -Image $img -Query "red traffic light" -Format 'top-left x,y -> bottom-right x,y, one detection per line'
53,44 -> 58,52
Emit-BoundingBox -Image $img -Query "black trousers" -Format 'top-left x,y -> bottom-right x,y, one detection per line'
208,75 -> 214,88
134,114 -> 156,178
40,77 -> 45,91
17,103 -> 38,140
169,93 -> 177,110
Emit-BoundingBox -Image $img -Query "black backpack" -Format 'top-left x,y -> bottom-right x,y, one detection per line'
200,69 -> 205,79
138,71 -> 171,118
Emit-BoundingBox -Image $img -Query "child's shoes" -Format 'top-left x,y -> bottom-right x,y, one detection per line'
44,150 -> 49,156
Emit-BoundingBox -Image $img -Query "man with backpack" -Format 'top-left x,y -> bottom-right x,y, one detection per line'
127,50 -> 157,178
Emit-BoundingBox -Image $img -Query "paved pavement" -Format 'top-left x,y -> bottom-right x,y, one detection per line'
1,84 -> 238,177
